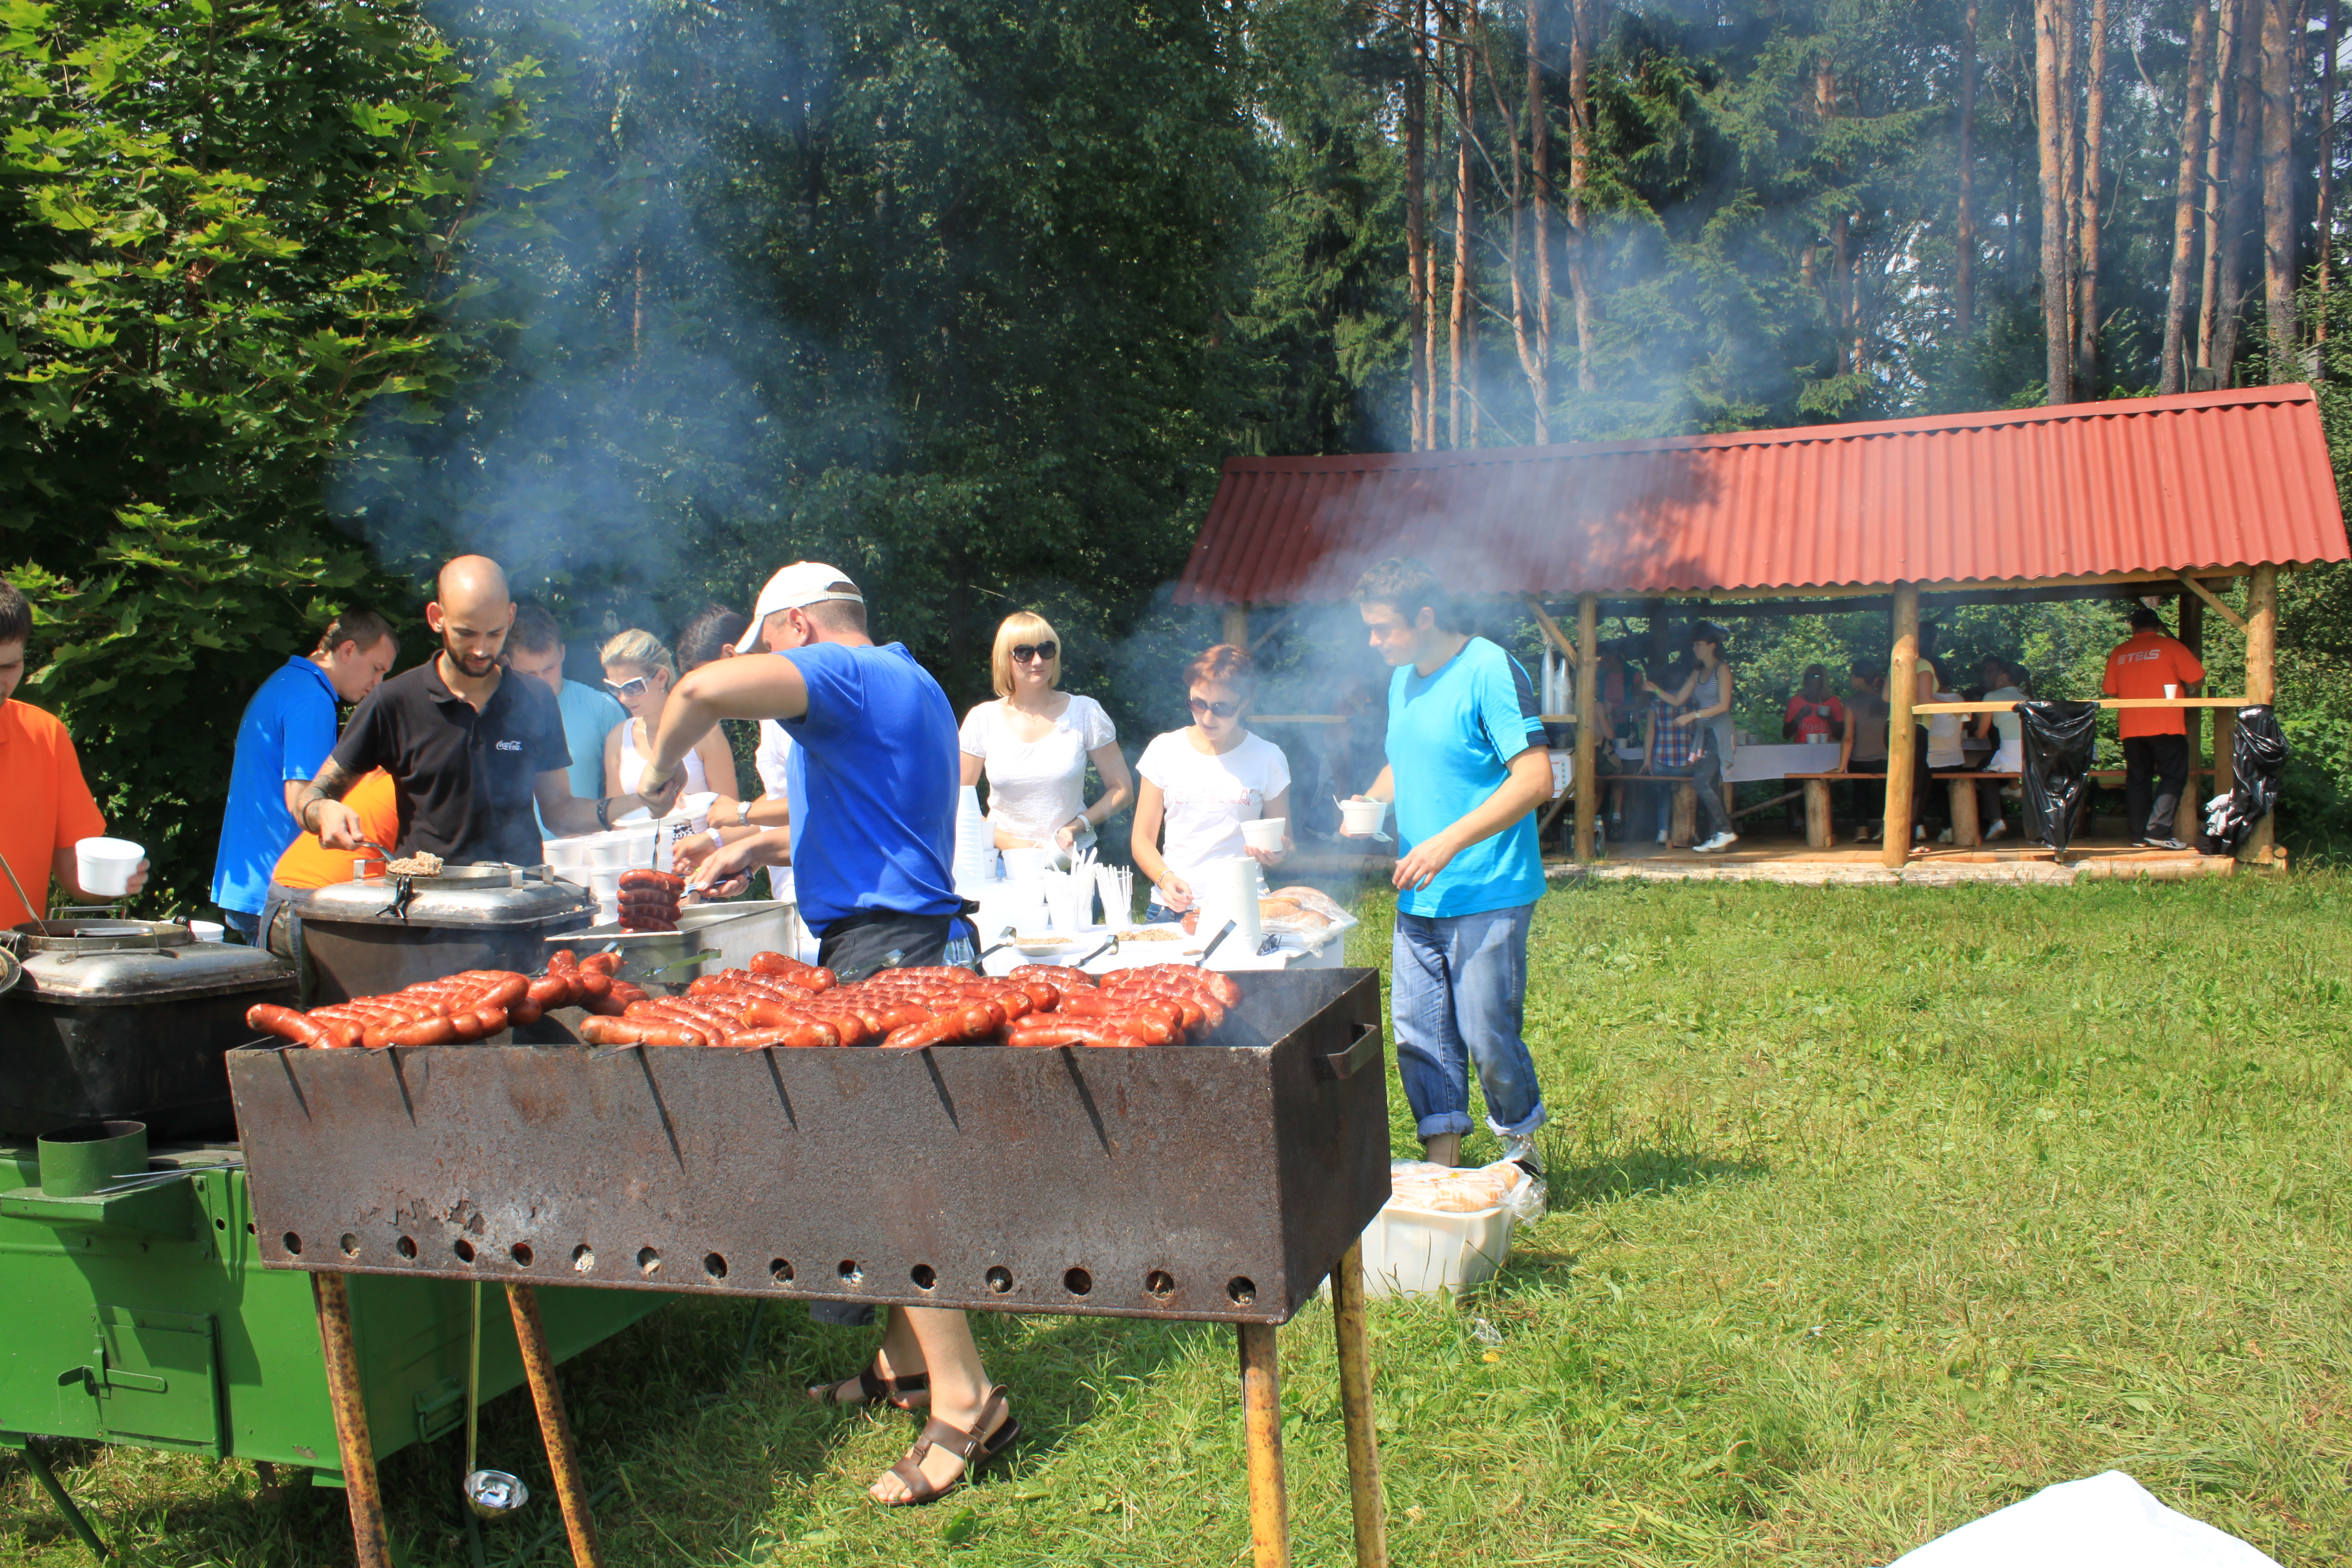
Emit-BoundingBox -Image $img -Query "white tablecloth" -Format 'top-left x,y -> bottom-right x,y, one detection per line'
1721,741 -> 1842,783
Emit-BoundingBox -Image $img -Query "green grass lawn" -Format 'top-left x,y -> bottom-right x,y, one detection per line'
7,872 -> 2351,1567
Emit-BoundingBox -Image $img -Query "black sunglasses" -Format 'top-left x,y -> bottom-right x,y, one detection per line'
1011,642 -> 1058,663
1189,696 -> 1242,719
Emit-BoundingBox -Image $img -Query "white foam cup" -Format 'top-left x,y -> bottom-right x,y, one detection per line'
1001,845 -> 1056,882
1339,798 -> 1389,836
2163,684 -> 2180,699
188,920 -> 225,942
74,837 -> 143,896
1240,817 -> 1286,853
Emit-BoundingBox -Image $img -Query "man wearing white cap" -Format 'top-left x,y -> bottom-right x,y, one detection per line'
649,562 -> 968,974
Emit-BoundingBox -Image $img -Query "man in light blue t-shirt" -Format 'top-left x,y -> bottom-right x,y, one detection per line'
505,605 -> 626,819
1341,558 -> 1554,1172
210,612 -> 396,940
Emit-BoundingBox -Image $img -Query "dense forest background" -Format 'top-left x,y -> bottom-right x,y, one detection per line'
3,0 -> 2349,906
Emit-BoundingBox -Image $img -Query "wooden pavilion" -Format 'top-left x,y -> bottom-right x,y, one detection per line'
1173,385 -> 2351,871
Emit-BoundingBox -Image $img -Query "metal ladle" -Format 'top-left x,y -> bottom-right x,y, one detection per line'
461,1281 -> 531,1520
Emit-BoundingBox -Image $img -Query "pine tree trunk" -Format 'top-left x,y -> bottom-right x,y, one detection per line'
2163,0 -> 2217,392
2214,0 -> 2264,378
1451,36 -> 1474,448
1956,0 -> 1979,336
2260,0 -> 2299,363
1567,0 -> 1596,394
1408,0 -> 1430,450
1527,0 -> 1552,436
2035,0 -> 2074,401
2321,0 -> 2336,338
2200,0 -> 2238,369
2073,0 -> 2109,392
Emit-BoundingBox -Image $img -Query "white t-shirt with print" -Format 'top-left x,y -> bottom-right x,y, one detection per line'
1137,729 -> 1290,883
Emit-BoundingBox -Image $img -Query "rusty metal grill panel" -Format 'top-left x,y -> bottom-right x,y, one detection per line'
227,968 -> 1389,1325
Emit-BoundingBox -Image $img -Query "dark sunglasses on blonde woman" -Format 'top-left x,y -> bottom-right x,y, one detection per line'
1010,642 -> 1058,664
1189,696 -> 1241,720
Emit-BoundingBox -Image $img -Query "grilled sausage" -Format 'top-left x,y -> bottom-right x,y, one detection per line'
618,869 -> 686,892
733,1023 -> 841,1049
246,1004 -> 338,1048
527,975 -> 573,1008
1005,1020 -> 1148,1049
579,951 -> 624,976
383,1016 -> 459,1048
1011,965 -> 1095,989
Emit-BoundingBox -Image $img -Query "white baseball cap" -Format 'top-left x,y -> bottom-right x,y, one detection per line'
735,562 -> 864,653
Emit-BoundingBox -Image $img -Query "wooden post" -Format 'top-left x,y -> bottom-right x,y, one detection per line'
1330,1242 -> 1388,1568
507,1284 -> 605,1568
2241,564 -> 2279,864
1572,592 -> 1599,864
1804,779 -> 1832,848
312,1274 -> 392,1568
1670,784 -> 1697,847
1237,1322 -> 1289,1568
2178,589 -> 2205,808
1949,777 -> 1981,846
1223,604 -> 1251,650
1882,584 -> 1921,869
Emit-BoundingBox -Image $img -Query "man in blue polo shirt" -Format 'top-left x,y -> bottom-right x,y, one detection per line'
1343,558 -> 1554,1172
210,611 -> 395,941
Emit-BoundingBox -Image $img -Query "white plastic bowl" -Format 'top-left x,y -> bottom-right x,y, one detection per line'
1013,934 -> 1075,959
1240,816 -> 1286,852
1339,798 -> 1388,836
188,920 -> 225,942
587,835 -> 633,870
74,837 -> 144,896
543,836 -> 591,869
1001,846 -> 1057,882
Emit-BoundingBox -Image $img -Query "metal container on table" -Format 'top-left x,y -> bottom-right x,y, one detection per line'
550,898 -> 800,992
0,920 -> 294,1139
227,967 -> 1390,1325
282,865 -> 595,1004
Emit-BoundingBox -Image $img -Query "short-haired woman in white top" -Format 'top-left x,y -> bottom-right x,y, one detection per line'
1130,643 -> 1292,920
958,612 -> 1134,860
601,629 -> 740,816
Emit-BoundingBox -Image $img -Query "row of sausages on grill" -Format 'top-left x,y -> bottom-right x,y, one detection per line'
244,948 -> 653,1050
576,953 -> 1245,1050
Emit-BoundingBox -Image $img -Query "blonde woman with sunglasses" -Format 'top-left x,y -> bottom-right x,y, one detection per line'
600,629 -> 740,817
958,612 -> 1133,860
1130,643 -> 1292,920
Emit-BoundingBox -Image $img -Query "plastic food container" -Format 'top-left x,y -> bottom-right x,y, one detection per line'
74,837 -> 144,897
1339,798 -> 1388,836
1240,816 -> 1286,852
1356,1198 -> 1518,1299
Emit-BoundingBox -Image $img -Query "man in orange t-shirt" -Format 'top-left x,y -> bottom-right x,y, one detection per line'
0,582 -> 149,926
269,769 -> 399,890
2101,606 -> 2206,849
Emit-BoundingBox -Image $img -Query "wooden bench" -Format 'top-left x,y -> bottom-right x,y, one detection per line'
1789,769 -> 2130,848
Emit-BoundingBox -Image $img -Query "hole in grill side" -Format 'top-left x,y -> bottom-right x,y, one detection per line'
1226,1276 -> 1256,1306
637,1247 -> 662,1277
395,1235 -> 418,1260
704,1252 -> 729,1280
1063,1268 -> 1093,1297
511,1242 -> 534,1267
572,1244 -> 595,1274
910,1264 -> 936,1290
836,1260 -> 862,1285
984,1266 -> 1013,1295
769,1259 -> 793,1285
214,1218 -> 227,1231
453,1238 -> 476,1263
283,1232 -> 303,1256
339,1233 -> 360,1258
1145,1270 -> 1176,1298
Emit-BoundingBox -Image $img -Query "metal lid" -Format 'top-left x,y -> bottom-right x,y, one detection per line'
289,864 -> 596,931
6,920 -> 294,1004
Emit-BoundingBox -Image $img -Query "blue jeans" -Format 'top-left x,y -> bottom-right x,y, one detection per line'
1391,903 -> 1547,1140
219,908 -> 262,944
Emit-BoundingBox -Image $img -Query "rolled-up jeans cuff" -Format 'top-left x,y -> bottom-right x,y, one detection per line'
1415,1112 -> 1475,1139
1488,1103 -> 1548,1139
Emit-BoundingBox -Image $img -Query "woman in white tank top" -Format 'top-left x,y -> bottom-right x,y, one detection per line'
600,629 -> 740,818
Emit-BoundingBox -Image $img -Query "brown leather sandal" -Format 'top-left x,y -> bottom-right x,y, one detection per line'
876,1386 -> 1020,1507
808,1361 -> 930,1409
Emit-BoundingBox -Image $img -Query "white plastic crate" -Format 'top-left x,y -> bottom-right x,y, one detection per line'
1357,1198 -> 1518,1299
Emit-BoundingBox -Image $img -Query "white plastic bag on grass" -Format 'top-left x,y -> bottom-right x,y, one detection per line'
1889,1470 -> 2279,1568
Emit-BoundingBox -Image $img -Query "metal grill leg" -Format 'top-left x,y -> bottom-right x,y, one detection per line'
9,1435 -> 108,1559
312,1273 -> 392,1568
1331,1242 -> 1388,1568
505,1283 -> 604,1568
1237,1321 -> 1289,1568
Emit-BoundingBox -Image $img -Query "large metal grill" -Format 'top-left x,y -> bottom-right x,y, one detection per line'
227,968 -> 1389,1325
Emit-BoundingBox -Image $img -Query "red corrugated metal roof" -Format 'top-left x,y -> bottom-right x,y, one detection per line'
1174,385 -> 2352,604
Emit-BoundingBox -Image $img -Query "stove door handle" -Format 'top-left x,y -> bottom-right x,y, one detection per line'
1318,1020 -> 1382,1081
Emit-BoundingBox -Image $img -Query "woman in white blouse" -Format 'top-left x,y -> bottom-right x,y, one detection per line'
958,612 -> 1134,858
1130,643 -> 1292,919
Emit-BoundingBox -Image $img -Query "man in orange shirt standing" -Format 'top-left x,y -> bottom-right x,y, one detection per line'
2101,606 -> 2206,851
0,582 -> 149,925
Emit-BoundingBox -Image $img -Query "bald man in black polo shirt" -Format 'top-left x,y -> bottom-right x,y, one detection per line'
297,556 -> 677,862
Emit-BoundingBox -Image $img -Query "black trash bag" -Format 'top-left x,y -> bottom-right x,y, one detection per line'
2203,705 -> 2287,848
2018,700 -> 2100,851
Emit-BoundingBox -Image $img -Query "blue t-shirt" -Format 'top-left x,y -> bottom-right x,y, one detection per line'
1386,637 -> 1547,919
554,679 -> 624,805
212,657 -> 340,915
781,642 -> 959,931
